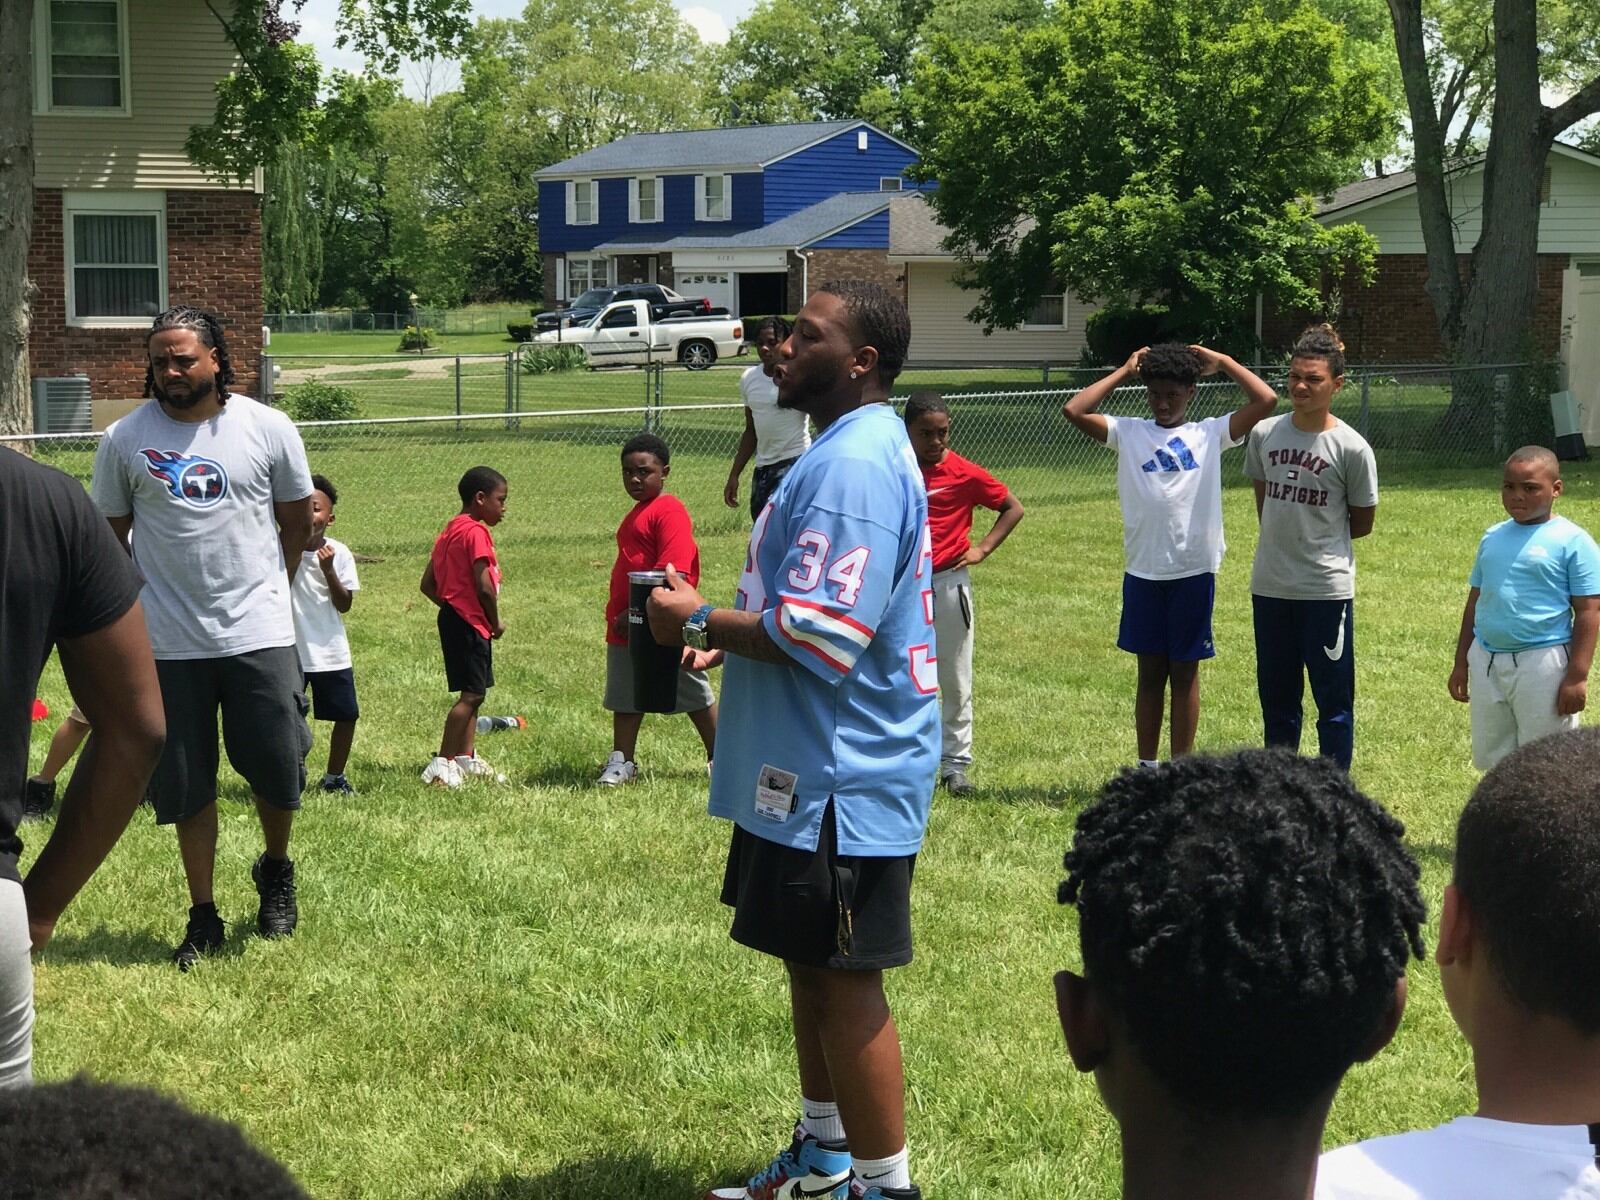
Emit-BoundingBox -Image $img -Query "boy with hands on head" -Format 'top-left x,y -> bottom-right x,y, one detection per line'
1448,446 -> 1600,769
1063,342 -> 1277,765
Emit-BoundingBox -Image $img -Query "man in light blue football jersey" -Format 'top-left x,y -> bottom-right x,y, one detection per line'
650,281 -> 938,1200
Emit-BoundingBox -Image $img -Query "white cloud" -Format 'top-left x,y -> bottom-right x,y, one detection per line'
680,5 -> 731,43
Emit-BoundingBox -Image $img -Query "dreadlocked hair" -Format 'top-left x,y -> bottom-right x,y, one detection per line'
754,315 -> 791,342
818,279 -> 910,384
144,306 -> 236,401
1060,748 -> 1425,1117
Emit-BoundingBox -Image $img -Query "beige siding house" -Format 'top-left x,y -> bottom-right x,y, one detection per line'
888,193 -> 1101,364
28,0 -> 263,418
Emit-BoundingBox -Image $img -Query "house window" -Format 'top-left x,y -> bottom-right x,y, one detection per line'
879,177 -> 903,192
697,174 -> 732,222
567,179 -> 597,225
1023,293 -> 1067,330
64,192 -> 165,326
566,255 -> 609,297
34,0 -> 129,113
630,176 -> 663,223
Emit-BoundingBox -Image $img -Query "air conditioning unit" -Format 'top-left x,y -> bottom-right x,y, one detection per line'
31,375 -> 92,434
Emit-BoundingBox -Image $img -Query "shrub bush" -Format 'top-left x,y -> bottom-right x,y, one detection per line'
283,380 -> 362,422
507,323 -> 534,342
520,345 -> 588,375
1082,304 -> 1179,366
398,325 -> 436,351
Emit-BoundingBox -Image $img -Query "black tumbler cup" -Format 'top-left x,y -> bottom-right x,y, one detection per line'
628,569 -> 680,713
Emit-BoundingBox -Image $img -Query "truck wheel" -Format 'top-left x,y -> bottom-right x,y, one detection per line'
680,340 -> 716,370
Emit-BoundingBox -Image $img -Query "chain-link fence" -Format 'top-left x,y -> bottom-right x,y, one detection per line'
265,308 -> 535,336
9,360 -> 1558,552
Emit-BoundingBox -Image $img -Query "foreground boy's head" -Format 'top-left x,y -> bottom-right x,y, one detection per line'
0,1077 -> 309,1198
1057,750 -> 1424,1138
457,465 -> 508,525
1137,343 -> 1200,429
1444,728 -> 1600,1051
621,432 -> 670,505
903,391 -> 951,467
1500,445 -> 1562,526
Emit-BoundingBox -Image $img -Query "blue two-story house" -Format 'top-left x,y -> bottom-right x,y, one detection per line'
535,120 -> 922,317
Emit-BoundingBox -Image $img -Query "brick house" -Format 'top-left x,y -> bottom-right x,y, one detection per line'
27,0 -> 261,429
535,120 -> 920,318
1262,144 -> 1600,366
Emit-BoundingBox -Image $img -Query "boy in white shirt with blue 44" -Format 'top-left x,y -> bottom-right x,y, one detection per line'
1448,446 -> 1600,769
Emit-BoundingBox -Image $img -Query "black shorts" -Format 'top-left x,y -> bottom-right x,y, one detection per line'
720,802 -> 916,970
438,605 -> 494,695
750,456 -> 800,520
149,647 -> 312,825
303,666 -> 360,722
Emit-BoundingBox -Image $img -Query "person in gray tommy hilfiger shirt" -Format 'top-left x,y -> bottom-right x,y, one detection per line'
91,306 -> 314,969
1243,325 -> 1377,770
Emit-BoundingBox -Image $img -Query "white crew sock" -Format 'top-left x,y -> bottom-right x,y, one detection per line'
851,1146 -> 911,1191
801,1096 -> 845,1144
1138,758 -> 1160,769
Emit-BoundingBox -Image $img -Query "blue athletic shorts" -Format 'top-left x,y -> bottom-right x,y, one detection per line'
1118,572 -> 1217,661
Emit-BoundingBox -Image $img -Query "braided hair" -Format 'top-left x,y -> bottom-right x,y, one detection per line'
754,315 -> 791,343
1060,749 -> 1425,1117
144,306 -> 236,401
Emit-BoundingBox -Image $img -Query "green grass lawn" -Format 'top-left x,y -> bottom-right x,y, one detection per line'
23,407 -> 1592,1198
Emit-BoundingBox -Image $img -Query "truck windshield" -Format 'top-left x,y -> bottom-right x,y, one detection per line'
571,289 -> 615,308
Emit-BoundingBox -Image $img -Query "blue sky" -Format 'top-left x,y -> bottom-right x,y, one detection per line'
295,0 -> 741,93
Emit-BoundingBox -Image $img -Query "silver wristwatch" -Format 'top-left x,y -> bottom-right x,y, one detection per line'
683,603 -> 715,650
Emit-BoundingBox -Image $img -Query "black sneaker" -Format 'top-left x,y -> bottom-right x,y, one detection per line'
941,768 -> 975,797
173,905 -> 225,971
21,777 -> 55,821
252,854 -> 298,938
319,773 -> 356,795
850,1181 -> 923,1200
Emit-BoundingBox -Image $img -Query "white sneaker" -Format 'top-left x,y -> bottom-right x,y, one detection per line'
455,754 -> 508,784
421,756 -> 463,788
597,751 -> 637,787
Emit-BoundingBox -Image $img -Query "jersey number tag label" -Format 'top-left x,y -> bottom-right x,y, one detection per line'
754,764 -> 799,822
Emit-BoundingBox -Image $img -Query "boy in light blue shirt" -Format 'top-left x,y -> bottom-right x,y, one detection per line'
1449,446 -> 1600,768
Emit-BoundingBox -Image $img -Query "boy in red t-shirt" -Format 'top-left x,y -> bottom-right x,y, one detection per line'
906,393 -> 1025,795
600,433 -> 717,785
419,465 -> 507,789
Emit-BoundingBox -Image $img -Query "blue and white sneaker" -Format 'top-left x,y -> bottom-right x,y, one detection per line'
705,1123 -> 852,1200
848,1181 -> 922,1200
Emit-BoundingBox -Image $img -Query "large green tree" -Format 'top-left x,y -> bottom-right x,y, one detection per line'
909,0 -> 1393,345
262,139 -> 323,312
1387,0 -> 1600,363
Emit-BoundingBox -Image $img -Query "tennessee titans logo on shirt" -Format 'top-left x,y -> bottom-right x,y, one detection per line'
1141,436 -> 1201,473
139,448 -> 229,507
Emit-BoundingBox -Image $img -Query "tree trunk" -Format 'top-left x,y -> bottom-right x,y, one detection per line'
0,0 -> 35,437
1453,0 -> 1547,365
1386,0 -> 1464,352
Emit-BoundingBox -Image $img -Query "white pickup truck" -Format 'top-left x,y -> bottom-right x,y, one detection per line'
533,299 -> 746,370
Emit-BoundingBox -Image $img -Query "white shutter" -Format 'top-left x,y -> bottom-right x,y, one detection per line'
695,176 -> 707,222
556,257 -> 568,301
628,179 -> 640,224
565,182 -> 576,226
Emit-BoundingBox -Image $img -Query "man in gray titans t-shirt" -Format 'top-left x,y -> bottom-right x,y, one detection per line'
91,306 -> 314,969
1243,333 -> 1377,770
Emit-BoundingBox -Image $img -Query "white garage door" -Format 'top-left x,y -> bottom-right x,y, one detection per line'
676,271 -> 733,313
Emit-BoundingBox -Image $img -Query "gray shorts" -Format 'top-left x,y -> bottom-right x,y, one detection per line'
149,646 -> 312,825
602,643 -> 716,715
